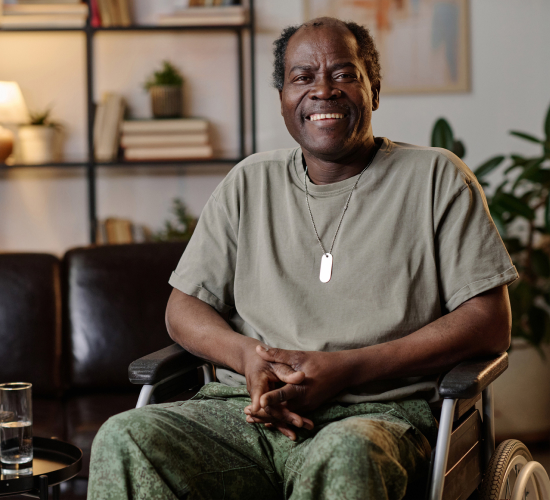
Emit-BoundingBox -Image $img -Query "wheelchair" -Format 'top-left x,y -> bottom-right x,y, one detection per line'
129,346 -> 550,500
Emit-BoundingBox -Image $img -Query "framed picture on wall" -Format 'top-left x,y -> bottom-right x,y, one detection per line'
304,0 -> 470,94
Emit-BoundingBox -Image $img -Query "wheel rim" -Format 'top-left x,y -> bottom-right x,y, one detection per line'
500,455 -> 540,500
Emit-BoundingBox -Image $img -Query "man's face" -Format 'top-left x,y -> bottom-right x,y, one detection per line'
279,23 -> 379,161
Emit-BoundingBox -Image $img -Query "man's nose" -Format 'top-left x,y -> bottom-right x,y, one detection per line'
309,78 -> 342,100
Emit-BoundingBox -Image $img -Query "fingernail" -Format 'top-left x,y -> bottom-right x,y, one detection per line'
261,345 -> 269,351
244,408 -> 250,414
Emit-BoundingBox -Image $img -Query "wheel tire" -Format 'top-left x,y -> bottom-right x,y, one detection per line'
479,439 -> 533,500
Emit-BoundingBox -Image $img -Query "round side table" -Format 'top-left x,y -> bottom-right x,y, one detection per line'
0,436 -> 82,499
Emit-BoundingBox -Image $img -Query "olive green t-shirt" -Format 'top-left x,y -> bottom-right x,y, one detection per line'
169,138 -> 518,402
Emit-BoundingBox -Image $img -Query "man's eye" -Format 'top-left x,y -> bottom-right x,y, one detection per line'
336,73 -> 356,80
295,75 -> 311,82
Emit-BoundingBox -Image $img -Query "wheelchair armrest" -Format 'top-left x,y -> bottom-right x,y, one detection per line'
438,352 -> 508,399
129,343 -> 206,385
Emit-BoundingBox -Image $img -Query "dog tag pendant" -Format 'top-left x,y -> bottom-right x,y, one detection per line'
319,253 -> 333,283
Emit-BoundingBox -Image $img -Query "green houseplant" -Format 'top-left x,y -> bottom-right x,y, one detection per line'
154,198 -> 197,242
432,107 -> 550,352
432,106 -> 550,440
143,61 -> 184,118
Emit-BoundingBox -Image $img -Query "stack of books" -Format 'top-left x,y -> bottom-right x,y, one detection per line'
0,0 -> 88,29
89,0 -> 131,28
94,92 -> 125,162
158,3 -> 247,27
96,217 -> 149,244
120,119 -> 213,161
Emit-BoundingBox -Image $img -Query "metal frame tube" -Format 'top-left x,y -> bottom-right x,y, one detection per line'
202,364 -> 215,384
482,384 -> 495,470
429,398 -> 457,500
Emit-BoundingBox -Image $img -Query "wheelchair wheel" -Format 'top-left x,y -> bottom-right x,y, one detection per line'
479,439 -> 537,500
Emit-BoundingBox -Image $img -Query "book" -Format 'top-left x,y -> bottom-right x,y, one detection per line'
124,145 -> 213,161
96,0 -> 112,26
104,218 -> 133,244
0,13 -> 86,27
2,3 -> 88,15
157,12 -> 246,26
95,93 -> 124,162
89,0 -> 101,27
171,5 -> 245,16
120,133 -> 209,148
16,0 -> 83,4
121,119 -> 209,135
118,0 -> 131,26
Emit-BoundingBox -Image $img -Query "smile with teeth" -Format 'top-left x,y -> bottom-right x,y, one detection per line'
308,113 -> 345,121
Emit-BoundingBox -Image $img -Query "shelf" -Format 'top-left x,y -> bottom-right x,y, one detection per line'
0,23 -> 252,33
1,158 -> 243,169
1,161 -> 88,169
97,158 -> 243,167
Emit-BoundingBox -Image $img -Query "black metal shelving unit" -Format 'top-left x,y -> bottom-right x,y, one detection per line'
0,0 -> 256,243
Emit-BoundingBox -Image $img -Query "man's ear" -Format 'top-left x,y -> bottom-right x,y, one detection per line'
371,81 -> 380,111
279,90 -> 283,115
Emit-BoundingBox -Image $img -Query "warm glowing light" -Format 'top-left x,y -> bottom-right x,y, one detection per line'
0,82 -> 29,124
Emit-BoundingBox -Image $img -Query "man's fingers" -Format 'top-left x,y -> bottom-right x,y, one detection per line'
272,422 -> 297,441
260,384 -> 301,408
256,345 -> 287,363
247,376 -> 270,413
272,363 -> 305,385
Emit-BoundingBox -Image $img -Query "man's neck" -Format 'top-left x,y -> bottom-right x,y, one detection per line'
302,136 -> 378,185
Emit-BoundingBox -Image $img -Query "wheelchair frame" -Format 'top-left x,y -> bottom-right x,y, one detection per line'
129,348 -> 550,500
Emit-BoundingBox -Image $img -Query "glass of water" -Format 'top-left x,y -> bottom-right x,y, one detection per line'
0,382 -> 33,475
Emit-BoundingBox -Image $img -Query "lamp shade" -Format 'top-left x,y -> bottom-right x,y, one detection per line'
0,82 -> 29,124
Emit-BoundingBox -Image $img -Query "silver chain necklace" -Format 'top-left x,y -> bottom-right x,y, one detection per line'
305,145 -> 379,283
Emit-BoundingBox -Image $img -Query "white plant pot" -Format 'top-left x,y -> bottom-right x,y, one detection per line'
493,340 -> 550,442
18,125 -> 58,164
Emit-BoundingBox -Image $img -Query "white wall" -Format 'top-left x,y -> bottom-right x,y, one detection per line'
0,0 -> 549,254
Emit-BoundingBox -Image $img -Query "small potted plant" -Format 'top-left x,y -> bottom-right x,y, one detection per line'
143,61 -> 184,119
18,108 -> 62,164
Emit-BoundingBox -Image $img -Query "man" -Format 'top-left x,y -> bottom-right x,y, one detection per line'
89,17 -> 516,500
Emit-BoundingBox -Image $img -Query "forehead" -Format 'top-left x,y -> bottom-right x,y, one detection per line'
285,24 -> 360,68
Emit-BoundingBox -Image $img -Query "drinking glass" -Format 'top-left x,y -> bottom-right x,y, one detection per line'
0,382 -> 33,475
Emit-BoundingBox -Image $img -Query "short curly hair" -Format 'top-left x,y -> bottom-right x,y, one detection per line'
272,18 -> 381,91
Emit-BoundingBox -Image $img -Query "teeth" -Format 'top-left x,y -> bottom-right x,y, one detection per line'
309,113 -> 344,121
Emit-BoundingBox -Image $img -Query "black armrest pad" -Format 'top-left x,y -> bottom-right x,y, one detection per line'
438,353 -> 508,399
129,343 -> 205,385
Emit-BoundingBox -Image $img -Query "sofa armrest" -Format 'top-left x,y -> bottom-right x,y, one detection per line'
129,343 -> 205,385
438,353 -> 508,399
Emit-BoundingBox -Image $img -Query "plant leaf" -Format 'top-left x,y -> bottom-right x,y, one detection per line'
474,155 -> 505,178
431,118 -> 454,151
491,212 -> 506,236
528,306 -> 548,346
510,130 -> 543,144
452,139 -> 466,159
493,192 -> 535,220
512,157 -> 545,191
532,249 -> 550,277
545,194 -> 550,233
545,101 -> 550,140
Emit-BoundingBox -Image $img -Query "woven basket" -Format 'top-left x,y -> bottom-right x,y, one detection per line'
150,85 -> 183,118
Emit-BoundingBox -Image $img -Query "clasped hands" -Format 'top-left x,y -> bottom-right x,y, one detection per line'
243,345 -> 352,440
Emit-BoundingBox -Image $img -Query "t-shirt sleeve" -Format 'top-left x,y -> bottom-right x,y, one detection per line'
436,175 -> 518,312
168,194 -> 237,314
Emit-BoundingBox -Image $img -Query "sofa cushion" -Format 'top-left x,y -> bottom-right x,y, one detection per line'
64,242 -> 187,390
0,253 -> 62,397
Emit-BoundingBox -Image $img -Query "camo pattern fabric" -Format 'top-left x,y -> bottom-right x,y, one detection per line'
88,382 -> 437,500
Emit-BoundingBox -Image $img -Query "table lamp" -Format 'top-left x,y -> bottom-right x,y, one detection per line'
0,82 -> 30,163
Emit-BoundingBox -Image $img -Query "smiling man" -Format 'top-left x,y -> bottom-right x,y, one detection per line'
89,18 -> 517,500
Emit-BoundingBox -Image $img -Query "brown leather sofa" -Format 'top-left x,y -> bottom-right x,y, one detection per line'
0,242 -> 187,494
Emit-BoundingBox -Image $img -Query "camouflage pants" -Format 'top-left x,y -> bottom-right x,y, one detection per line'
88,383 -> 437,500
